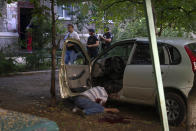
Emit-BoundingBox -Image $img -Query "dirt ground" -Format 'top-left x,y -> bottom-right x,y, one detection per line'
0,72 -> 186,131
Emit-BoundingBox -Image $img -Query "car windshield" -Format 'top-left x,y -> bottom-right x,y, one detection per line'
188,43 -> 196,56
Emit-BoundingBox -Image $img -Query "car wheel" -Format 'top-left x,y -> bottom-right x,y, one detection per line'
165,92 -> 186,126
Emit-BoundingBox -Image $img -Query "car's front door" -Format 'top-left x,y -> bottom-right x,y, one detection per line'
123,42 -> 169,104
59,39 -> 91,98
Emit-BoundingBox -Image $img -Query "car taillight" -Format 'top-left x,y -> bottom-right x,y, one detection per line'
185,45 -> 196,72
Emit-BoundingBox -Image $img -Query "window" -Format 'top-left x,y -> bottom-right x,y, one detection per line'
57,5 -> 73,20
64,42 -> 88,65
188,43 -> 196,56
131,43 -> 165,65
101,43 -> 133,60
166,45 -> 181,65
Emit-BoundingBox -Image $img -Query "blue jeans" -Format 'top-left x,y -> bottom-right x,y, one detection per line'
65,50 -> 78,64
74,96 -> 104,115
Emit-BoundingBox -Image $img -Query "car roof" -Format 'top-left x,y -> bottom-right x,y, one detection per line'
116,37 -> 196,47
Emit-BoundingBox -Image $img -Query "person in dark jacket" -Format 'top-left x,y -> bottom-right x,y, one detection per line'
87,29 -> 99,58
100,27 -> 112,50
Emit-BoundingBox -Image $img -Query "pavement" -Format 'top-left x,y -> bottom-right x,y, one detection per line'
0,108 -> 59,131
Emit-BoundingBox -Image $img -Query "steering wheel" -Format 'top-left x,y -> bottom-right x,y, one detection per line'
105,56 -> 125,75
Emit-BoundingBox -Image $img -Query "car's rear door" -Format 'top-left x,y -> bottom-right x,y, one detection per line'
59,39 -> 91,98
122,41 -> 169,104
164,43 -> 194,92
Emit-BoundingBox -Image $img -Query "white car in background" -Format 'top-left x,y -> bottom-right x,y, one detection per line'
59,38 -> 196,126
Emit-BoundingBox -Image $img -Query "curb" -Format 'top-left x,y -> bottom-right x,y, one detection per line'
0,69 -> 59,77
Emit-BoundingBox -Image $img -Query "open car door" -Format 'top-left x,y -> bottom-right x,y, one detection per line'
59,39 -> 91,98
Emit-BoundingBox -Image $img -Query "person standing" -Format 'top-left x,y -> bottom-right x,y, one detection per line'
87,29 -> 99,58
26,18 -> 36,52
64,24 -> 80,64
100,27 -> 112,50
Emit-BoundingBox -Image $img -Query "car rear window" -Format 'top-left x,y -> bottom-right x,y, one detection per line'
166,45 -> 181,65
187,43 -> 196,56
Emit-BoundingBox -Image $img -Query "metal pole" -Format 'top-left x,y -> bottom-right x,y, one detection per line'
144,0 -> 169,130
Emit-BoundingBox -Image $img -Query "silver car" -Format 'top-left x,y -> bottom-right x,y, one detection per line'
59,38 -> 196,125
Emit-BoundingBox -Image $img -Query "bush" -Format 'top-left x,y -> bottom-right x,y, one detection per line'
27,16 -> 52,50
0,53 -> 17,75
112,18 -> 148,42
0,49 -> 61,75
25,50 -> 51,70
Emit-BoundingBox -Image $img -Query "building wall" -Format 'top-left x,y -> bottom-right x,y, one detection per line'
0,32 -> 19,52
7,2 -> 18,32
0,0 -> 106,51
0,1 -> 7,32
0,1 -> 19,51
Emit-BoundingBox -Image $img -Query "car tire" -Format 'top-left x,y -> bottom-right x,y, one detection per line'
164,92 -> 186,126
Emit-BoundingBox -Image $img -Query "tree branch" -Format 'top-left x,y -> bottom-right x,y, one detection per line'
161,6 -> 192,16
103,0 -> 142,11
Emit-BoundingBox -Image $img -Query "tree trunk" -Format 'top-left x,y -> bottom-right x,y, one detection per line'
151,2 -> 158,35
187,72 -> 196,131
50,0 -> 57,105
157,23 -> 163,37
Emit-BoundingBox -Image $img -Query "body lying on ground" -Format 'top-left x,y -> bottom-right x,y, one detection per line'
72,86 -> 119,115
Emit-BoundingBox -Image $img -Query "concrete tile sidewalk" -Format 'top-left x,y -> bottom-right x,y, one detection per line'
0,108 -> 59,131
